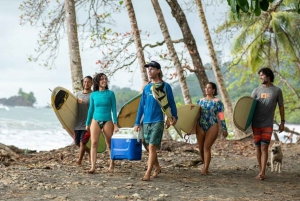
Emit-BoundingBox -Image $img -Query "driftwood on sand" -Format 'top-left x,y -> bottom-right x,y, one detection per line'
0,143 -> 19,164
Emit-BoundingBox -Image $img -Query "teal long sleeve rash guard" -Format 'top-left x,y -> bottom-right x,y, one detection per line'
86,90 -> 117,126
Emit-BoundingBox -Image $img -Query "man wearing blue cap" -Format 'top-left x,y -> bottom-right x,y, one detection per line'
134,61 -> 178,181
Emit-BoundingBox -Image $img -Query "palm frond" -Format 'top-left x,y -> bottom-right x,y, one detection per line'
271,12 -> 297,59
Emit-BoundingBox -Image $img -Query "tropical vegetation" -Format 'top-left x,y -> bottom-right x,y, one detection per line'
18,0 -> 300,136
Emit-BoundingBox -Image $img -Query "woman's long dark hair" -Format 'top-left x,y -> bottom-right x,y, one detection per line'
208,82 -> 218,96
93,73 -> 109,91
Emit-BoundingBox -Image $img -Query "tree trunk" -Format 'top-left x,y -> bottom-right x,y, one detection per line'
151,0 -> 192,104
166,0 -> 209,96
64,0 -> 83,93
125,0 -> 172,141
125,0 -> 149,85
196,0 -> 244,138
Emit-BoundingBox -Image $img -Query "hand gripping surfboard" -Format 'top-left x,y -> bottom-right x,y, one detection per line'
151,83 -> 182,138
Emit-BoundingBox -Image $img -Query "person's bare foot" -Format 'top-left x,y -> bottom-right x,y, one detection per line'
87,169 -> 95,174
255,174 -> 265,180
108,160 -> 115,173
151,167 -> 161,178
201,168 -> 209,175
141,174 -> 150,181
76,160 -> 82,166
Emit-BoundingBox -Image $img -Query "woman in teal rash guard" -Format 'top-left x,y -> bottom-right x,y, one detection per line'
86,73 -> 119,173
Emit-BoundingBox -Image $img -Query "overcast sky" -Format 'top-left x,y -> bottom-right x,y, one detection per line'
0,0 -> 228,107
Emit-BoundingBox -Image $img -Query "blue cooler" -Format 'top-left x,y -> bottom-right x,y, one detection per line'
110,129 -> 142,160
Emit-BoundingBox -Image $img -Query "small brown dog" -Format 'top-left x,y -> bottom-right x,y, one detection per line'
270,141 -> 283,173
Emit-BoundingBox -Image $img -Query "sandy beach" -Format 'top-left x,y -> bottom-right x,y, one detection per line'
1,137 -> 300,201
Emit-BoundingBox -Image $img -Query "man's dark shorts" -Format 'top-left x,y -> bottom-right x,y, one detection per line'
143,122 -> 164,148
74,130 -> 90,146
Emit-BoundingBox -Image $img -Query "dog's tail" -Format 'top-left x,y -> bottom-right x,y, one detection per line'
273,132 -> 280,141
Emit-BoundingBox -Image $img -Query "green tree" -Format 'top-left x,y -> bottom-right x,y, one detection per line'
17,88 -> 37,105
227,0 -> 300,17
217,1 -> 300,124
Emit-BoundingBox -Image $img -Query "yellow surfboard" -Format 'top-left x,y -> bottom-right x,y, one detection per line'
51,86 -> 106,152
177,104 -> 201,134
51,86 -> 77,139
117,94 -> 141,128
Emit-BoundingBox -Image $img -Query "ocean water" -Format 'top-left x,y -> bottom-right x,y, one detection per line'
0,106 -> 299,152
0,106 -> 73,152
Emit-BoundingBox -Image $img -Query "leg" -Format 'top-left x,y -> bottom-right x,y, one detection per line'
259,144 -> 269,178
142,122 -> 163,180
142,140 -> 149,152
83,143 -> 90,163
142,144 -> 157,181
140,126 -> 149,152
196,124 -> 205,163
257,127 -> 272,179
77,141 -> 85,165
252,127 -> 264,179
201,124 -> 219,175
102,121 -> 115,172
89,120 -> 101,173
151,148 -> 161,178
74,130 -> 81,164
255,145 -> 262,174
81,131 -> 91,163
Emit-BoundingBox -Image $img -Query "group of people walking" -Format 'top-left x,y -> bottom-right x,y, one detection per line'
73,61 -> 284,181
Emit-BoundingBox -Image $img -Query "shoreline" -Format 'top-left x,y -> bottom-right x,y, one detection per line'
1,138 -> 300,200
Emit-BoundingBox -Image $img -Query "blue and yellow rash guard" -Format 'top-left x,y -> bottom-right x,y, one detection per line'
86,90 -> 117,126
134,82 -> 178,125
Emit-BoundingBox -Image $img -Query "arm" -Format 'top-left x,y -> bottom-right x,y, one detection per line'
111,91 -> 118,124
85,93 -> 94,128
134,93 -> 145,126
278,88 -> 285,132
278,105 -> 285,133
165,84 -> 177,126
110,91 -> 119,133
166,84 -> 178,120
133,93 -> 145,132
217,100 -> 228,137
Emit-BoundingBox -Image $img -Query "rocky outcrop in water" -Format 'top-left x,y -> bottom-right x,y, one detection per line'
0,96 -> 34,107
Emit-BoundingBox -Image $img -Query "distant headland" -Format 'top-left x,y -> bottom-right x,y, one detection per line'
0,88 -> 36,107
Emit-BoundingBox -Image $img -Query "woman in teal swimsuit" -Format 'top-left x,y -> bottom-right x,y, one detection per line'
86,73 -> 119,173
196,82 -> 228,175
